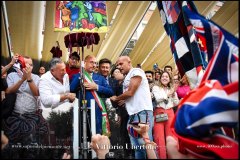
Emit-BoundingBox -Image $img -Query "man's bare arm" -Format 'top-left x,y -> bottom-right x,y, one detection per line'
111,76 -> 142,102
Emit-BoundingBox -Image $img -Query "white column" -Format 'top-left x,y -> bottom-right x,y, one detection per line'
91,99 -> 96,158
73,99 -> 79,159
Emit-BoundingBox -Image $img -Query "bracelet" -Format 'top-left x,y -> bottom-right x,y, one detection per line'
27,79 -> 33,83
145,141 -> 157,146
65,93 -> 69,99
143,137 -> 150,143
143,137 -> 150,141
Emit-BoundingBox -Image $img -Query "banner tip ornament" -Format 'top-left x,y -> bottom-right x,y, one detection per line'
64,32 -> 100,55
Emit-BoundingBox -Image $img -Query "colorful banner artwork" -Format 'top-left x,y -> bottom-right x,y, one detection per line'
55,1 -> 108,33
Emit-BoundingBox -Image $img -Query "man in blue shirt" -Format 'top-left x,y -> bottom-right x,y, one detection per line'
70,55 -> 114,134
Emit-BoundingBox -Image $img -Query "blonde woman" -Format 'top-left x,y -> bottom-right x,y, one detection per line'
152,71 -> 179,159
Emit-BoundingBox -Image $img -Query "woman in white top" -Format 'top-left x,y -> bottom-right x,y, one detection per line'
152,71 -> 179,159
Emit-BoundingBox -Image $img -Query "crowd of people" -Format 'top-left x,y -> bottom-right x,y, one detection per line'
1,53 -> 238,159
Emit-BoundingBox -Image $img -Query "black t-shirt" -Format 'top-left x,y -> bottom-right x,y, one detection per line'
1,78 -> 8,91
1,67 -> 17,91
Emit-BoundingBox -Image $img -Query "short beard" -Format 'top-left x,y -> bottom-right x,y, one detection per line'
148,79 -> 153,83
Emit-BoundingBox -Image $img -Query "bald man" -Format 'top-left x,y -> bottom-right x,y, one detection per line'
110,56 -> 154,159
70,55 -> 114,135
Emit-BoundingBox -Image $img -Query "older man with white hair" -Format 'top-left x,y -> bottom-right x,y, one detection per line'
39,58 -> 76,108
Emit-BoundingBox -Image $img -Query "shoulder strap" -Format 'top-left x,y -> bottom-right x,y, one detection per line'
84,71 -> 110,136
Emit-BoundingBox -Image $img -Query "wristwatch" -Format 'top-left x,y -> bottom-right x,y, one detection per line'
65,93 -> 69,99
27,79 -> 33,83
105,152 -> 115,159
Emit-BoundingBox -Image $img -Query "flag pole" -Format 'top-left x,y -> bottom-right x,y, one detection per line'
65,32 -> 100,158
1,1 -> 14,58
80,44 -> 88,159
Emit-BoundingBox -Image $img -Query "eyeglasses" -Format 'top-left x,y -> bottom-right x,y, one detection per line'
70,57 -> 79,61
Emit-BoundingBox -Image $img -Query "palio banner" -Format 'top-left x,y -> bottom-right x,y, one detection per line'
55,1 -> 108,33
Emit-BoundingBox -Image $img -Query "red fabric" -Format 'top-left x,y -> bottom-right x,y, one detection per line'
171,128 -> 239,159
176,85 -> 191,99
18,56 -> 26,69
66,65 -> 80,81
153,107 -> 175,159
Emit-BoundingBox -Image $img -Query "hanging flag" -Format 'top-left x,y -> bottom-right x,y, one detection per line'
55,1 -> 108,33
169,1 -> 239,159
180,1 -> 239,86
157,1 -> 208,89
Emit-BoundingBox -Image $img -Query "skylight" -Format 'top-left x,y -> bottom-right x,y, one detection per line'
121,1 -> 157,56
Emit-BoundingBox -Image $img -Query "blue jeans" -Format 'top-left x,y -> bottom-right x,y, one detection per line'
127,110 -> 154,159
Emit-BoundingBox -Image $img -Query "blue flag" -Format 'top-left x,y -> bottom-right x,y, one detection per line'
157,1 -> 208,89
164,1 -> 239,159
181,2 -> 238,86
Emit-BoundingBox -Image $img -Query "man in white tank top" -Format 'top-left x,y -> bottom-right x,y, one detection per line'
110,56 -> 154,159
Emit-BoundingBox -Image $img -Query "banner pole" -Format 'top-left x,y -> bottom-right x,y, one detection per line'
1,1 -> 14,57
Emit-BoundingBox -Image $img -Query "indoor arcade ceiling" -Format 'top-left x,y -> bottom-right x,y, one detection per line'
1,1 -> 239,73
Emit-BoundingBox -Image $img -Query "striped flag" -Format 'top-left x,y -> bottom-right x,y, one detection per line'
157,1 -> 208,89
180,1 -> 239,86
169,1 -> 239,159
172,80 -> 239,159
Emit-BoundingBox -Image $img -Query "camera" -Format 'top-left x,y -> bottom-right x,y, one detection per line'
153,63 -> 158,71
13,55 -> 26,71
